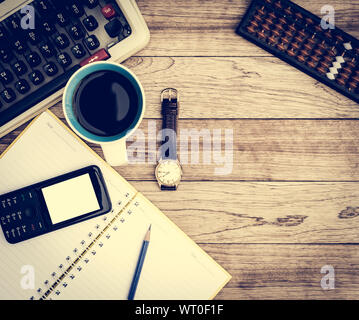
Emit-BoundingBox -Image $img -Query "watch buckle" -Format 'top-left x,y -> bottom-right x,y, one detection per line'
161,88 -> 179,103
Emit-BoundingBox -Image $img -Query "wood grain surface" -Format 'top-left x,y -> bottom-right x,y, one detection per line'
1,0 -> 359,300
2,118 -> 359,182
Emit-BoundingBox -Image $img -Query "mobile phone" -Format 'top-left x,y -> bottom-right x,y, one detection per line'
0,165 -> 112,244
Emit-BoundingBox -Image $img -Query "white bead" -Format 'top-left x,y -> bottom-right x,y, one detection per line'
329,67 -> 338,75
335,56 -> 345,63
333,61 -> 342,69
344,42 -> 353,50
326,73 -> 335,80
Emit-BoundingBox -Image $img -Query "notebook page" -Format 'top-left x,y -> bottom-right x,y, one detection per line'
55,193 -> 230,300
0,111 -> 231,300
0,111 -> 136,299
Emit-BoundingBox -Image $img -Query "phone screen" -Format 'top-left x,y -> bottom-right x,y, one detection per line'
41,173 -> 100,225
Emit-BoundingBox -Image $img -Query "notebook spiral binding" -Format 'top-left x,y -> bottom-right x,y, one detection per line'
30,191 -> 139,300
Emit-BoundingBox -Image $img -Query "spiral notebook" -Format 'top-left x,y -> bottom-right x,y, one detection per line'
0,111 -> 230,300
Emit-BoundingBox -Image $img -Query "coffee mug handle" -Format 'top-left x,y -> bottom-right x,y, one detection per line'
101,139 -> 128,166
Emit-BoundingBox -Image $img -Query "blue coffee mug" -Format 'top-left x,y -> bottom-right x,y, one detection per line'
63,61 -> 145,166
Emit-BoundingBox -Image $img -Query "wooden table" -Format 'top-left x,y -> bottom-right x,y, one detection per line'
1,0 -> 359,299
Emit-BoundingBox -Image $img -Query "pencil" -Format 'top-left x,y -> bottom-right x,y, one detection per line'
127,224 -> 151,300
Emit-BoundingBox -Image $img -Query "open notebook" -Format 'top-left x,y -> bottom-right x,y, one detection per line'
0,111 -> 231,300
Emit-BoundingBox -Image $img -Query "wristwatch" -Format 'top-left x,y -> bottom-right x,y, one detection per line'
155,88 -> 182,190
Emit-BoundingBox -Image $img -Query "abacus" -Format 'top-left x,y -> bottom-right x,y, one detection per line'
236,0 -> 359,104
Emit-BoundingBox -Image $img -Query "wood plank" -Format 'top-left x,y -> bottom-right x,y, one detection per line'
121,57 -> 359,119
131,181 -> 359,244
136,0 -> 359,57
205,244 -> 359,299
25,56 -> 359,119
2,118 -> 359,182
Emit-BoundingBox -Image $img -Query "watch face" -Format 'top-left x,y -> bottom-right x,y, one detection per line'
155,160 -> 182,186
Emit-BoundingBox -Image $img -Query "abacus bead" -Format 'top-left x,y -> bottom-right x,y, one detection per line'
336,77 -> 346,86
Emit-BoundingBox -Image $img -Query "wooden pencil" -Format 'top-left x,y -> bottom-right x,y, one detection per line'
127,225 -> 151,300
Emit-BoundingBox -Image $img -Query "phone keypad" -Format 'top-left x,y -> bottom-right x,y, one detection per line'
0,190 -> 46,244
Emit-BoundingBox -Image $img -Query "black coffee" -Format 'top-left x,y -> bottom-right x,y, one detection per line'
73,70 -> 140,137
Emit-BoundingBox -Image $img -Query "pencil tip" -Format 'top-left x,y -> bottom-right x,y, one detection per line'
144,224 -> 151,241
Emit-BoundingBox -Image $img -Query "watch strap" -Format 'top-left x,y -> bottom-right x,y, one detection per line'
160,89 -> 179,160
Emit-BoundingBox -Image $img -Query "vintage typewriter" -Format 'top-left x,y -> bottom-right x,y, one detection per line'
0,0 -> 149,137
